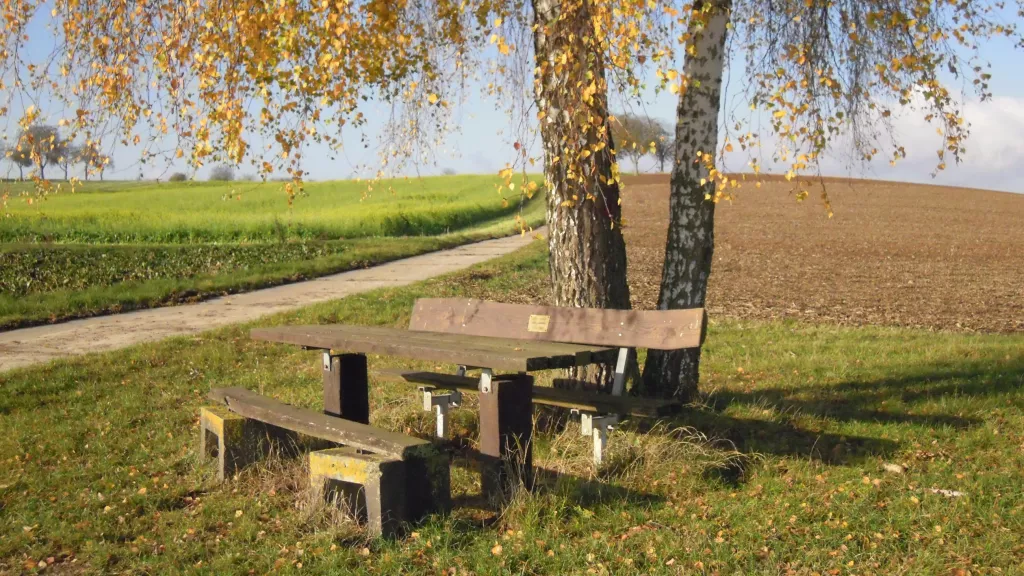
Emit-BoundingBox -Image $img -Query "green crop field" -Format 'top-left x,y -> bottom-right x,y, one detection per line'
1,244 -> 1021,574
0,176 -> 545,329
0,176 -> 538,243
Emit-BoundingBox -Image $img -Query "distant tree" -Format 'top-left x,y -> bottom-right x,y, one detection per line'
12,125 -> 62,180
652,124 -> 673,173
168,172 -> 188,182
209,165 -> 235,181
238,173 -> 257,182
77,142 -> 105,181
56,141 -> 81,180
441,167 -> 457,176
610,114 -> 660,175
3,142 -> 32,180
98,155 -> 112,180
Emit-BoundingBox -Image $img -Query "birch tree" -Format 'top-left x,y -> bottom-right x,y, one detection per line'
639,0 -> 1024,401
0,0 -> 654,387
3,0 -> 1016,399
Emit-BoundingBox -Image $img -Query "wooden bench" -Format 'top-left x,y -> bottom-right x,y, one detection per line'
201,387 -> 450,537
383,298 -> 705,463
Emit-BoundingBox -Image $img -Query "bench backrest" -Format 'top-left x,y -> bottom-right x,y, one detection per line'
409,298 -> 704,350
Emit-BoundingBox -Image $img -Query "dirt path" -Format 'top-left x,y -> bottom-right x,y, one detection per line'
0,231 -> 541,373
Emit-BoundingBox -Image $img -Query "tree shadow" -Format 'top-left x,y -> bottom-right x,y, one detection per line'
710,355 -> 1024,428
630,410 -> 899,466
641,354 -> 1024,466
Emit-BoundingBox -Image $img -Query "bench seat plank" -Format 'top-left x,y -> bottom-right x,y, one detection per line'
209,387 -> 430,459
374,370 -> 680,418
251,325 -> 617,372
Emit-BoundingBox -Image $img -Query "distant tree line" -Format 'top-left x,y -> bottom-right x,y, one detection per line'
2,124 -> 111,181
610,113 -> 674,175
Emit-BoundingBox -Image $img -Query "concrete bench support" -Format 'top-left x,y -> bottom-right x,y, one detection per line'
200,405 -> 326,481
310,447 -> 406,538
204,387 -> 452,533
200,405 -> 274,481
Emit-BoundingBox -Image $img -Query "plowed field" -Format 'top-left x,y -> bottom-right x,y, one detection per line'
621,174 -> 1023,333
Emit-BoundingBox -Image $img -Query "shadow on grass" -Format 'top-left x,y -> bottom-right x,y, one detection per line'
648,356 -> 1024,466
640,410 -> 899,466
447,449 -> 665,517
712,357 -> 1024,426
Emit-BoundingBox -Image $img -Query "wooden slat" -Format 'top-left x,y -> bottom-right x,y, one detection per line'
208,387 -> 428,459
374,370 -> 680,418
409,298 -> 705,350
250,325 -> 615,372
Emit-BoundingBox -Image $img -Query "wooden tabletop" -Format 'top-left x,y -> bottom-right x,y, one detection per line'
251,325 -> 617,372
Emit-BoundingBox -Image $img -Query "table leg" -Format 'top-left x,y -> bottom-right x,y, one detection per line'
322,352 -> 369,424
479,373 -> 533,500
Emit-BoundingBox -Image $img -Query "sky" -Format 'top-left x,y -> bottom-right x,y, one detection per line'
5,9 -> 1024,194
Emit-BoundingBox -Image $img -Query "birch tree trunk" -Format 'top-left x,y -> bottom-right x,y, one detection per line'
532,0 -> 632,389
639,1 -> 731,402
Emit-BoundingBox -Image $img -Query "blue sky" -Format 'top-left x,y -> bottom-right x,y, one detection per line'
5,10 -> 1024,194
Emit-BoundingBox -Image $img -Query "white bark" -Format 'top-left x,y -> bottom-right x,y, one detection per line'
641,1 -> 730,401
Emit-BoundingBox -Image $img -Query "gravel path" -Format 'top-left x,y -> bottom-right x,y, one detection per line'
0,232 -> 540,373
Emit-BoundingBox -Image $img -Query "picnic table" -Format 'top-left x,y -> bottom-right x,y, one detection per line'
250,323 -> 620,494
249,297 -> 703,495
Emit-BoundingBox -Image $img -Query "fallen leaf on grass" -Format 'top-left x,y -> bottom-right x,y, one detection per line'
491,544 -> 503,556
882,463 -> 906,474
930,489 -> 966,498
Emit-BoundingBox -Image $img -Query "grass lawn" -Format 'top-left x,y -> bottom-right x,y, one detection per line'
0,176 -> 544,329
1,242 -> 1022,574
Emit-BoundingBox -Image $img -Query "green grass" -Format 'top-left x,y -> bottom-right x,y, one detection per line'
0,176 -> 545,329
2,242 -> 1022,574
0,176 -> 539,243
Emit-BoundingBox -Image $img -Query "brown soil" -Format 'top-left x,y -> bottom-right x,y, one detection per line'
620,174 -> 1024,333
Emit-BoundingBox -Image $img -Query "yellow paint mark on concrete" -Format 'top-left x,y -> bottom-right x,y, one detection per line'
309,448 -> 397,485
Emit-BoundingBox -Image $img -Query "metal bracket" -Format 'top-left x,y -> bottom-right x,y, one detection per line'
579,413 -> 619,466
455,365 -> 467,377
322,351 -> 333,371
611,347 -> 630,396
419,386 -> 462,438
479,368 -> 493,394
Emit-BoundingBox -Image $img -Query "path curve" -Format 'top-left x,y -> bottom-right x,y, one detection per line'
0,231 -> 541,373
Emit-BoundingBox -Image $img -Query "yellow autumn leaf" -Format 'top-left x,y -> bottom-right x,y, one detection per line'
427,93 -> 439,104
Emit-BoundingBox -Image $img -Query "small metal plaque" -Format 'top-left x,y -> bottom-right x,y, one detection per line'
527,314 -> 550,333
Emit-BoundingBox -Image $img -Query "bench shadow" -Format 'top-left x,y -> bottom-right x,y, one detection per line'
445,448 -> 665,519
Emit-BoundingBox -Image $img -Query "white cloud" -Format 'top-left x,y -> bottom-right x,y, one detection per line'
705,95 -> 1024,194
